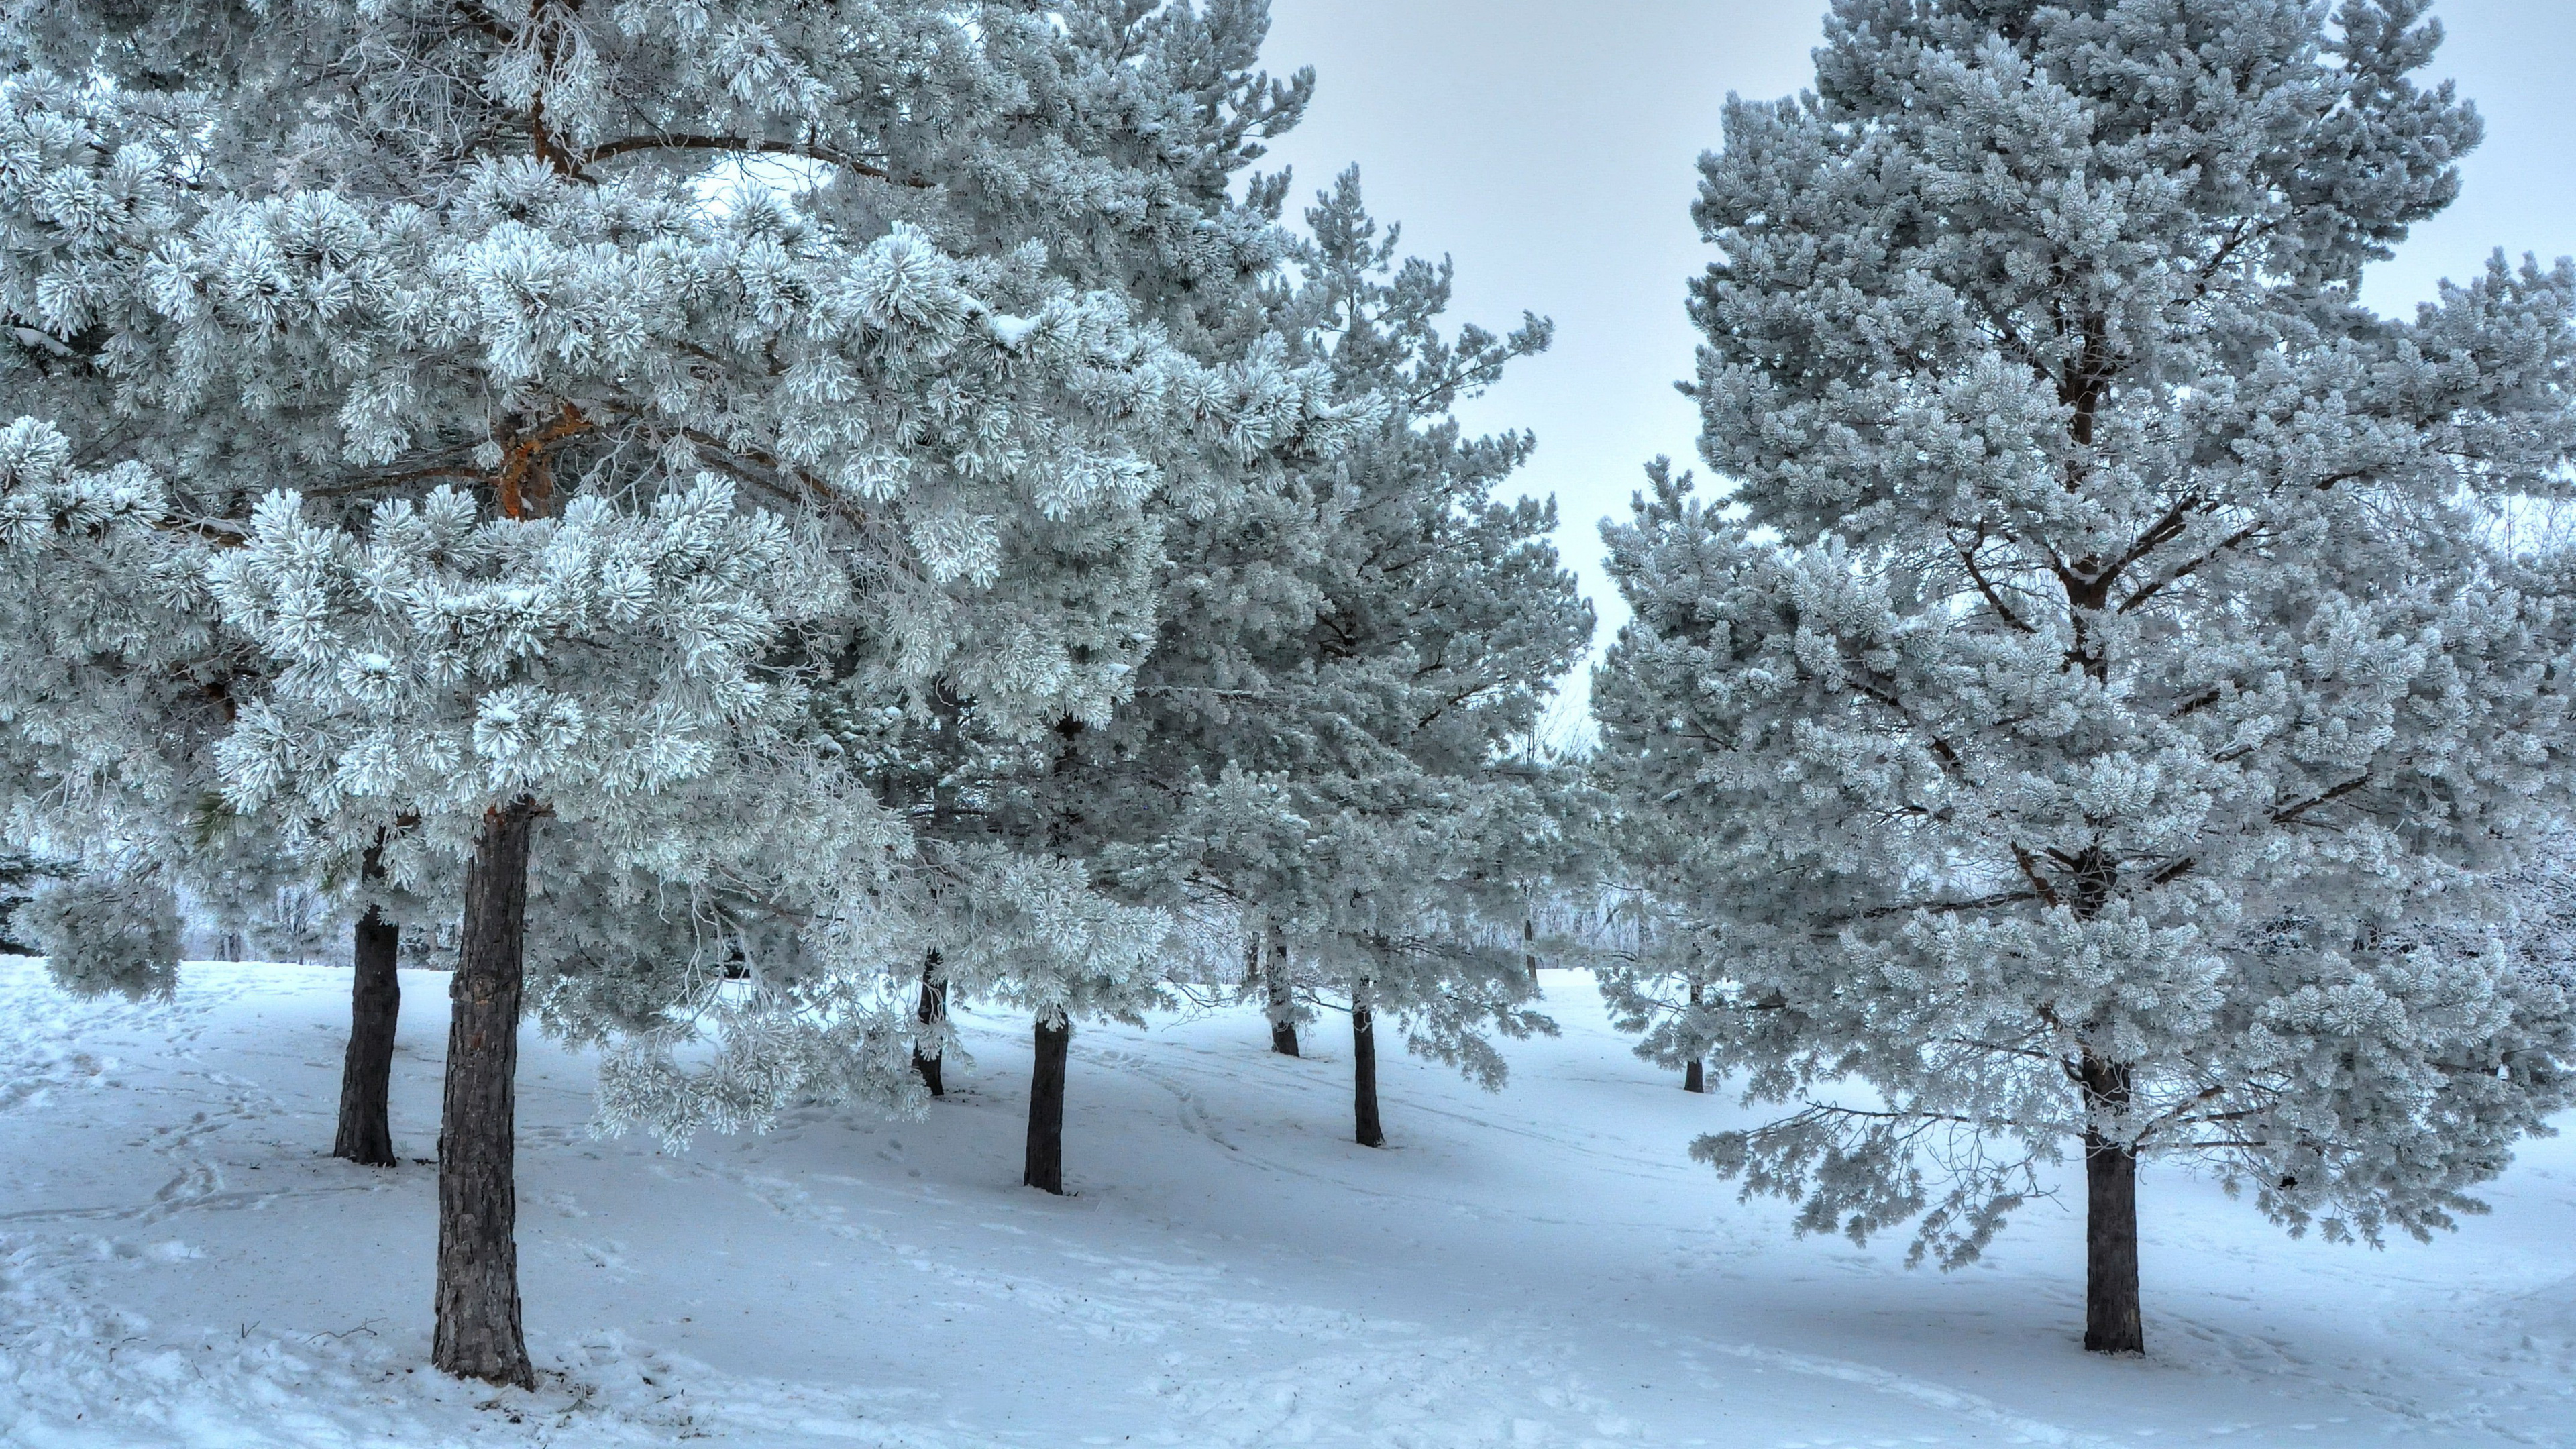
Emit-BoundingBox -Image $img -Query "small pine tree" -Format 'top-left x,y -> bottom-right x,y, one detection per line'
1588,884 -> 1724,1094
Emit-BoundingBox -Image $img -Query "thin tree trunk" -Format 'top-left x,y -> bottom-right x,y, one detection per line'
1352,977 -> 1384,1148
332,905 -> 400,1165
910,953 -> 946,1098
433,800 -> 537,1388
920,678 -> 964,1097
1263,923 -> 1299,1057
2080,1055 -> 2144,1355
1024,1014 -> 1069,1195
1523,914 -> 1540,986
1682,978 -> 1709,1094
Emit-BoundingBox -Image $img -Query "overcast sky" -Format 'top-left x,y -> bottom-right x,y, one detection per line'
1252,0 -> 2576,712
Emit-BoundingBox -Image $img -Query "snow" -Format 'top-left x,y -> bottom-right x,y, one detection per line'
3,959 -> 2572,1446
982,313 -> 1041,347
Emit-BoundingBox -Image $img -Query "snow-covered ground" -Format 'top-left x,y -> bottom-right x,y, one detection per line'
1,959 -> 2571,1447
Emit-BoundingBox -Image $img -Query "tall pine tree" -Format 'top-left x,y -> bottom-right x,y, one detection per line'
1594,0 -> 2576,1352
749,0 -> 1351,1195
1076,171 -> 1592,1146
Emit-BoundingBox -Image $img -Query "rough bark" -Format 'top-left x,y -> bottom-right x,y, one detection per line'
2080,1055 -> 2145,1355
1024,1014 -> 1070,1194
1263,923 -> 1299,1057
910,953 -> 946,1098
1352,978 -> 1385,1148
1683,1058 -> 1705,1094
432,800 -> 537,1388
331,905 -> 401,1165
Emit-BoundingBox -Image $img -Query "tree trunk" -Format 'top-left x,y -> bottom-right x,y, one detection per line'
1352,978 -> 1385,1148
1523,914 -> 1540,986
2080,1056 -> 2144,1355
1683,979 -> 1707,1095
1263,924 -> 1299,1057
910,953 -> 946,1099
433,800 -> 537,1389
1024,1014 -> 1069,1195
331,906 -> 400,1166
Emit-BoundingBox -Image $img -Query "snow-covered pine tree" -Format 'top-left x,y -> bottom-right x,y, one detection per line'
213,482 -> 910,1387
0,72 -> 235,1004
551,5 -> 1345,1194
938,847 -> 1170,1195
0,847 -> 69,956
5,0 -> 1354,1383
1071,171 -> 1592,1146
1588,870 -> 1725,1095
0,409 -> 221,1002
1593,0 -> 2576,1353
0,28 -> 435,1167
778,1 -> 1366,1195
0,70 -> 440,1160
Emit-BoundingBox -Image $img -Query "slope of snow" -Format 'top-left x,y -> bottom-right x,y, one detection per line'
1,959 -> 2571,1446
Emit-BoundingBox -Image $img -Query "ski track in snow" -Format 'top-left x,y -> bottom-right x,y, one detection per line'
2,961 -> 2573,1446
1703,1344 -> 2118,1449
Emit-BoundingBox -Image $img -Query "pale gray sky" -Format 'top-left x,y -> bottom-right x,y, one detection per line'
1255,0 -> 2576,688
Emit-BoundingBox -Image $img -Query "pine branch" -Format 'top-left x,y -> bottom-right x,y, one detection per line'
1860,888 -> 2045,920
580,134 -> 922,188
2270,774 -> 2370,827
1953,524 -> 2037,633
2116,470 -> 2367,615
2010,843 -> 2063,908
